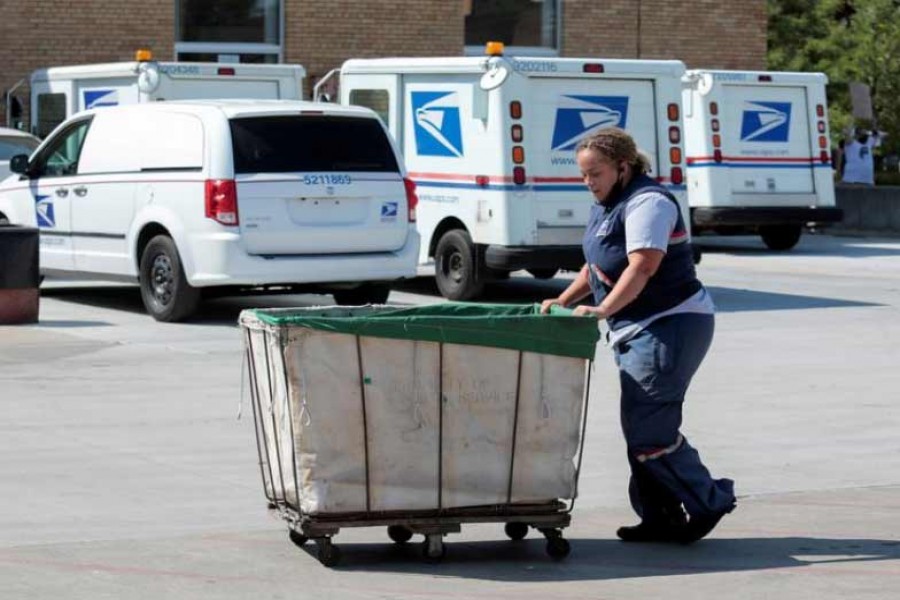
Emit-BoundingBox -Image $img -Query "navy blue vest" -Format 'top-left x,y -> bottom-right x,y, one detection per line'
582,174 -> 701,331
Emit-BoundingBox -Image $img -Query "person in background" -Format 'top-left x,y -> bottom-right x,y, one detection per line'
541,127 -> 735,544
842,127 -> 884,186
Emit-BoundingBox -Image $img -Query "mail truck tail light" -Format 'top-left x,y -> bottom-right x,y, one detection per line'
818,121 -> 826,133
712,134 -> 721,148
217,67 -> 236,76
816,104 -> 825,117
820,150 -> 830,164
511,124 -> 523,142
670,167 -> 683,185
818,135 -> 828,149
667,103 -> 679,121
513,167 -> 526,185
670,147 -> 682,164
205,179 -> 238,226
758,74 -> 773,82
583,63 -> 605,73
709,102 -> 719,116
404,177 -> 419,222
711,118 -> 720,132
512,146 -> 525,164
510,101 -> 522,119
713,149 -> 723,163
668,126 -> 681,144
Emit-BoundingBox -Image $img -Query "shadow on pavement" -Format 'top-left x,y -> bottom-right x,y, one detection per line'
32,319 -> 114,328
707,286 -> 879,312
38,276 -> 879,324
696,235 -> 900,259
314,535 -> 900,581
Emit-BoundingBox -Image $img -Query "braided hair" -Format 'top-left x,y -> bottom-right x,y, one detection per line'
575,127 -> 652,175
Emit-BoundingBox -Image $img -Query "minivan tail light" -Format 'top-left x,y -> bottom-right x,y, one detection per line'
205,179 -> 239,226
404,177 -> 419,223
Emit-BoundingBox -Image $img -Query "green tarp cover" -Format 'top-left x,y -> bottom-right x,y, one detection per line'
250,303 -> 600,359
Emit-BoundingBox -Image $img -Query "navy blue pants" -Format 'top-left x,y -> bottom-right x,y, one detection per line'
614,313 -> 735,521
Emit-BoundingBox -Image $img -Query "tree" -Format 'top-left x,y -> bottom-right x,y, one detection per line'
768,0 -> 900,154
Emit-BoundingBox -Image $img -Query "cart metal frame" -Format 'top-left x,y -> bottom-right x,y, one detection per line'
243,325 -> 593,566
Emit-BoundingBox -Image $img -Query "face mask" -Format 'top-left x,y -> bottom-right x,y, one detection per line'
605,165 -> 626,202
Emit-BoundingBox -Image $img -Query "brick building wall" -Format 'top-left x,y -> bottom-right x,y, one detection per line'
564,0 -> 767,69
1,0 -> 766,129
0,0 -> 173,127
285,0 -> 463,95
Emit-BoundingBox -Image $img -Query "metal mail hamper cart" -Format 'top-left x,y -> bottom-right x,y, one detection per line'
240,303 -> 599,566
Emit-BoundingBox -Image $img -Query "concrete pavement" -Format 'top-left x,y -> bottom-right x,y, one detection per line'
1,233 -> 898,599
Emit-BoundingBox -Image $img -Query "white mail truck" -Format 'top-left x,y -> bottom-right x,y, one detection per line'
28,50 -> 306,138
682,70 -> 842,250
324,46 -> 689,300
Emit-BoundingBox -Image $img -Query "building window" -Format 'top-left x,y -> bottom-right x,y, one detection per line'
464,0 -> 560,56
175,0 -> 282,63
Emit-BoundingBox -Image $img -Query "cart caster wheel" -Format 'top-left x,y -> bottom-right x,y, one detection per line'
267,501 -> 277,510
387,525 -> 413,544
422,535 -> 446,562
288,529 -> 308,548
546,537 -> 571,560
504,522 -> 529,541
316,539 -> 341,567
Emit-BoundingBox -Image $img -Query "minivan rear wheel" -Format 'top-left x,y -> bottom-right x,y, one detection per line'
139,235 -> 201,322
332,283 -> 391,306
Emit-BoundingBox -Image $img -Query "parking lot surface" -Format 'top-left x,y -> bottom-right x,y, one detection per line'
1,233 -> 898,599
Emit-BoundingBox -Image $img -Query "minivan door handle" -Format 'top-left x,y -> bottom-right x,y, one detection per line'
55,188 -> 69,198
73,186 -> 88,197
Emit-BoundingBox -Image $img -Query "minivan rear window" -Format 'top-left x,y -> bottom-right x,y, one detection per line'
230,116 -> 399,174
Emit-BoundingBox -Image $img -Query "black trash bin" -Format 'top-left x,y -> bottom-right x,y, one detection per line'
0,225 -> 40,324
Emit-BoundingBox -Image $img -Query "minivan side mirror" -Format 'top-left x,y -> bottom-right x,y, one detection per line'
9,154 -> 29,175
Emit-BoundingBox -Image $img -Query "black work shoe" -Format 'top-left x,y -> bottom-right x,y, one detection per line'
678,505 -> 734,545
616,521 -> 685,543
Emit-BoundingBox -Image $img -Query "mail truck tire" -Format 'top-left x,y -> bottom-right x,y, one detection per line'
527,268 -> 558,280
760,225 -> 802,251
139,235 -> 200,322
332,283 -> 391,305
435,229 -> 484,301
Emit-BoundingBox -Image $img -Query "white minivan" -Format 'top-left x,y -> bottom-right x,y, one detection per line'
0,100 -> 420,321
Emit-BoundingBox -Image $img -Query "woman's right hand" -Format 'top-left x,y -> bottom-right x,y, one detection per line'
540,298 -> 564,314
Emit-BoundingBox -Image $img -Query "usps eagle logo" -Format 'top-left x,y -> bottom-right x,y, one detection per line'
740,101 -> 791,142
34,194 -> 55,228
411,91 -> 464,157
551,95 -> 630,152
83,89 -> 119,110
